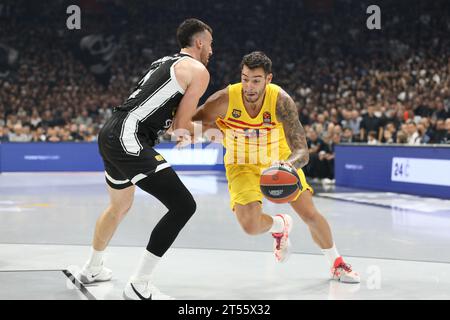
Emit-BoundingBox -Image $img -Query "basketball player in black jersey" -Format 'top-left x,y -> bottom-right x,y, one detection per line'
79,19 -> 213,300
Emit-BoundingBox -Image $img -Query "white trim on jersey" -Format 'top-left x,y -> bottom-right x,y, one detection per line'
119,78 -> 172,156
119,55 -> 188,156
170,56 -> 192,94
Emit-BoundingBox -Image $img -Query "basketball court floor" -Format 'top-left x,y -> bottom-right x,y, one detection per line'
1,171 -> 450,300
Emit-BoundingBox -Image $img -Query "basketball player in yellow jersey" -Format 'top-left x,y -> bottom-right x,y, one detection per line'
192,52 -> 359,283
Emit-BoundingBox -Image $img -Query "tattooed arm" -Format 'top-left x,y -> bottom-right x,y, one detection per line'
275,89 -> 309,169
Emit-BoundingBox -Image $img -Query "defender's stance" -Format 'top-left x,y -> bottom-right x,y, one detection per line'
193,52 -> 359,283
79,19 -> 213,299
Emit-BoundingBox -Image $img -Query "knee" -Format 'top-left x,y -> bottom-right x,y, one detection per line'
173,193 -> 197,217
235,203 -> 262,235
108,202 -> 132,220
185,195 -> 197,216
299,208 -> 319,225
237,212 -> 261,235
240,220 -> 260,235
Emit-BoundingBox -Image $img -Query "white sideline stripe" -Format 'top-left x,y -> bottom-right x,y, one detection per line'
105,171 -> 130,184
155,163 -> 171,173
131,173 -> 148,185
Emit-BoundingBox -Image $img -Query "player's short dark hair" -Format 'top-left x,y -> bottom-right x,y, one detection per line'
240,51 -> 272,74
176,18 -> 212,48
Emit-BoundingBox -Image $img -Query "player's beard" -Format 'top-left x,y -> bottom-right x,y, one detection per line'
244,89 -> 263,103
201,51 -> 211,66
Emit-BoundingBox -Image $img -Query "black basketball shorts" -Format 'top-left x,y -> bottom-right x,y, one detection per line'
98,112 -> 170,189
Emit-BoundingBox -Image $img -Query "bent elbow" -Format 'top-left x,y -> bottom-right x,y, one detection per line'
303,153 -> 310,166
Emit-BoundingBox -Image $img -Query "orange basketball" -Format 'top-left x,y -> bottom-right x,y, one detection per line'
260,164 -> 301,203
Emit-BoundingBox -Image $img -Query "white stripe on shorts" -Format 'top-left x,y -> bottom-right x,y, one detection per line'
131,173 -> 148,185
105,171 -> 130,185
155,163 -> 171,173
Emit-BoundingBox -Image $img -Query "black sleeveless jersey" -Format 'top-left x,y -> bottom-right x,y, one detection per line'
115,53 -> 191,155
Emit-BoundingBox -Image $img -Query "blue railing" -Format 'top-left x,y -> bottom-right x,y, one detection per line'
0,142 -> 226,172
335,144 -> 450,199
1,142 -> 448,199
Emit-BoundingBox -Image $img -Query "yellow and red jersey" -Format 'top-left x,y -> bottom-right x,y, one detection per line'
215,83 -> 291,165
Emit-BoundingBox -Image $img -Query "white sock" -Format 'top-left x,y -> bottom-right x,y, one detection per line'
321,243 -> 340,267
131,250 -> 160,283
269,215 -> 284,233
87,248 -> 105,268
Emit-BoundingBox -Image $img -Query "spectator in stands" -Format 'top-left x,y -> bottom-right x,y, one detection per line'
8,124 -> 31,142
29,110 -> 42,129
434,98 -> 450,120
383,129 -> 395,144
360,105 -> 383,142
419,118 -> 434,142
321,132 -> 341,184
69,124 -> 84,142
445,119 -> 450,144
1,0 -> 448,146
46,127 -> 61,142
367,131 -> 378,145
0,126 -> 9,142
396,131 -> 408,144
75,109 -> 94,127
31,127 -> 46,142
406,120 -> 421,145
341,109 -> 361,140
382,122 -> 397,143
60,129 -> 72,142
431,119 -> 447,143
305,129 -> 326,181
341,127 -> 354,143
417,123 -> 431,144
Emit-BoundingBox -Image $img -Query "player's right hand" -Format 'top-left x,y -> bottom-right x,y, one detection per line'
174,133 -> 192,149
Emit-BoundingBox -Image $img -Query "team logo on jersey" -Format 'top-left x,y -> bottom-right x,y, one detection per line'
232,109 -> 242,118
155,155 -> 165,162
263,112 -> 272,125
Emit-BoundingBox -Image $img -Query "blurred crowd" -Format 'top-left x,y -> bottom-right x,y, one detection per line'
1,0 -> 449,173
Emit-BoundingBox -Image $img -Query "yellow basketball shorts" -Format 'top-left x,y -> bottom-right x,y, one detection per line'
225,164 -> 314,210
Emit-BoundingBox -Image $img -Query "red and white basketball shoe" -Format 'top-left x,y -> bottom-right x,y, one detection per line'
271,214 -> 293,263
331,257 -> 360,283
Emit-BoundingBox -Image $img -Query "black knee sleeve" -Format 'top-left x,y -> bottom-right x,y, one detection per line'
170,191 -> 196,218
136,168 -> 197,257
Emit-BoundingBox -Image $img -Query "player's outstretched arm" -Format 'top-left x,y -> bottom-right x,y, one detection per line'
276,89 -> 310,169
192,87 -> 228,129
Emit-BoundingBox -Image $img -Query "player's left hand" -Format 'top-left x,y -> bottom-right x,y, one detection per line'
272,160 -> 295,170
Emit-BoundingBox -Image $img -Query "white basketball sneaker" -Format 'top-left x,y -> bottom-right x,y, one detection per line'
331,257 -> 360,283
271,214 -> 293,263
79,262 -> 113,284
123,280 -> 174,300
